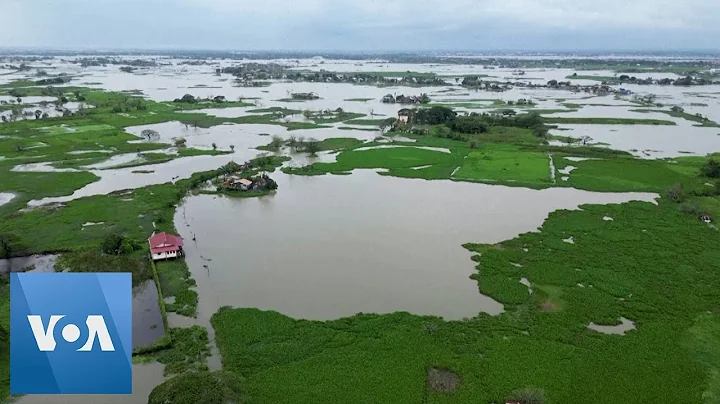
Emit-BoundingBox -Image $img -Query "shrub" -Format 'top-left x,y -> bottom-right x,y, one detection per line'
700,159 -> 720,178
666,183 -> 686,203
507,387 -> 546,404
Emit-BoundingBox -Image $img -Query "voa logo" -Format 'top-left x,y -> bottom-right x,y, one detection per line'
10,272 -> 132,395
27,315 -> 115,352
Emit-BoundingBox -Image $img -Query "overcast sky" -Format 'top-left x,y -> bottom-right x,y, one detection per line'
2,0 -> 719,52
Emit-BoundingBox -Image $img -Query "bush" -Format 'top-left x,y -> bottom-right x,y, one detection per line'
666,183 -> 686,203
700,159 -> 720,178
507,387 -> 546,404
148,371 -> 244,404
679,202 -> 705,216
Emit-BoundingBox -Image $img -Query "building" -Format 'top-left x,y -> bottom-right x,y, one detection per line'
381,94 -> 395,103
237,178 -> 253,191
397,109 -> 412,123
148,232 -> 184,261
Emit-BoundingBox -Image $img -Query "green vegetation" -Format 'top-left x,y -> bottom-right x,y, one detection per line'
631,108 -> 720,128
213,200 -> 720,404
344,118 -> 388,126
454,144 -> 552,186
543,117 -> 676,125
344,98 -> 374,102
156,260 -> 198,317
148,371 -> 244,404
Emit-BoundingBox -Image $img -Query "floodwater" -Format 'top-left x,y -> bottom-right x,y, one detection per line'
132,279 -> 166,350
0,254 -> 58,274
0,192 -> 15,206
11,362 -> 166,404
588,317 -> 636,335
176,170 -> 657,321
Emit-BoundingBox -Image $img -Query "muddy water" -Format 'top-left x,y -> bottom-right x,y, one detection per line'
588,317 -> 636,335
0,255 -> 58,274
176,170 -> 657,322
12,362 -> 166,404
132,280 -> 166,350
0,192 -> 16,206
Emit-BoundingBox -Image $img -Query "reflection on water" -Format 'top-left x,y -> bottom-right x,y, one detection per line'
0,255 -> 58,274
176,170 -> 657,321
132,280 -> 166,350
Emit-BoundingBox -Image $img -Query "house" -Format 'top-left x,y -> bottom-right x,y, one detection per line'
222,176 -> 253,191
148,232 -> 184,261
382,94 -> 395,103
397,108 -> 412,123
618,88 -> 632,95
237,178 -> 253,191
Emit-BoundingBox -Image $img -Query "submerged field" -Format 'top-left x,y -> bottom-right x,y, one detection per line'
1,54 -> 720,403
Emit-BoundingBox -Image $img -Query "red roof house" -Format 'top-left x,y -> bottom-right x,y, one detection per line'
148,232 -> 184,261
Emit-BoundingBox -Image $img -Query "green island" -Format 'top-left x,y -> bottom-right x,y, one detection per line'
1,52 -> 720,404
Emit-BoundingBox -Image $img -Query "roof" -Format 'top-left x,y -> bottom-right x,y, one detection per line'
148,232 -> 184,249
238,179 -> 253,186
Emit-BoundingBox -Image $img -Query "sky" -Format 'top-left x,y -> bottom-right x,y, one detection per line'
2,0 -> 720,52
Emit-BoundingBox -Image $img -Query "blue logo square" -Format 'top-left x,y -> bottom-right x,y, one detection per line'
10,273 -> 132,394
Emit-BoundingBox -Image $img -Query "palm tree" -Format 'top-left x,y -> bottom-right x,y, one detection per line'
230,145 -> 235,152
35,110 -> 42,120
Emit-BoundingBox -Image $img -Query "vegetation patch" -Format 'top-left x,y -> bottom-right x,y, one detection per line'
543,117 -> 676,125
148,370 -> 244,404
454,144 -> 552,186
212,201 -> 720,404
427,367 -> 461,393
156,260 -> 198,317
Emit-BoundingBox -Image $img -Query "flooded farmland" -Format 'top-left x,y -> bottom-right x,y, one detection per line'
2,52 -> 720,403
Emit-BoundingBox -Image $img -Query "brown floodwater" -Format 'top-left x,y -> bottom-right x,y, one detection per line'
175,170 -> 657,322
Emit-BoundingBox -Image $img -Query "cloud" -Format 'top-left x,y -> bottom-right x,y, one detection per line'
1,0 -> 719,51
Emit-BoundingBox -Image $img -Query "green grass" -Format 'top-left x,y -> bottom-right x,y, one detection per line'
454,144 -> 552,186
543,117 -> 676,125
344,118 -> 388,126
156,259 -> 198,317
212,201 -> 720,404
344,98 -> 374,102
555,156 -> 704,193
631,109 -> 720,128
285,146 -> 458,176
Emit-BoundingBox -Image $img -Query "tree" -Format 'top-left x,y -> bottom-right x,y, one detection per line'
141,129 -> 160,141
579,135 -> 593,146
666,183 -> 686,203
212,143 -> 217,150
304,138 -> 320,155
101,233 -> 125,255
269,135 -> 283,150
174,138 -> 187,148
42,113 -> 49,119
302,110 -> 313,120
11,108 -> 22,121
700,159 -> 720,178
0,233 -> 27,259
507,387 -> 546,404
671,106 -> 685,113
379,118 -> 397,134
229,145 -> 235,152
1,116 -> 6,123
501,109 -> 517,117
547,79 -> 558,87
34,109 -> 42,119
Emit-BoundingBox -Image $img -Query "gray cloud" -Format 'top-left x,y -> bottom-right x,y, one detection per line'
2,0 -> 719,51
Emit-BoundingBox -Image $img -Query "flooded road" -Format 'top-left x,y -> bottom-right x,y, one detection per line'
176,170 -> 657,321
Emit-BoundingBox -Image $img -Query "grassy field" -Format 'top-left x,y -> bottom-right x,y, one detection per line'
212,200 -> 720,404
454,144 -> 552,186
631,108 -> 720,127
